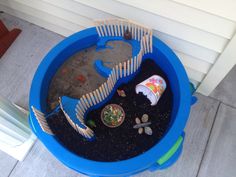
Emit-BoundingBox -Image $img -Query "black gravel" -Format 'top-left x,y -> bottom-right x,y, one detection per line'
47,59 -> 173,162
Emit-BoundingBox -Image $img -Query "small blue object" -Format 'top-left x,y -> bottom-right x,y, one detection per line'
29,27 -> 192,176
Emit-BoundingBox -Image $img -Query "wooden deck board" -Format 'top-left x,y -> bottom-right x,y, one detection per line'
197,104 -> 236,177
135,94 -> 220,177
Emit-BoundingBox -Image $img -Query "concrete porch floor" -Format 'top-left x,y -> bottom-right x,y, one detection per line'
0,13 -> 236,177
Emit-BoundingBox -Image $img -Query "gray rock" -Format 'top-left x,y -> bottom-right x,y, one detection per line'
138,128 -> 143,134
144,127 -> 153,135
141,114 -> 149,122
133,122 -> 151,129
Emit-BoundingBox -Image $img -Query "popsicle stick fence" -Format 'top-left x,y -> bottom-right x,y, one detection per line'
31,106 -> 54,135
95,19 -> 152,53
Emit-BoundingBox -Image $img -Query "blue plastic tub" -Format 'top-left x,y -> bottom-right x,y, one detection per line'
29,27 -> 192,176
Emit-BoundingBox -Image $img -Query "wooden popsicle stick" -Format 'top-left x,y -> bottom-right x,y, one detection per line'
80,97 -> 88,110
99,86 -> 105,100
131,58 -> 134,74
110,23 -> 114,36
140,28 -> 143,38
134,24 -> 137,40
109,74 -> 114,88
127,59 -> 130,76
120,21 -> 124,36
117,22 -> 121,36
101,84 -> 107,98
104,82 -> 110,95
106,79 -> 111,93
105,20 -> 111,36
115,64 -> 119,80
93,90 -> 99,103
95,24 -> 101,37
146,35 -> 150,53
92,91 -> 99,104
96,89 -> 102,102
82,95 -> 90,108
112,68 -> 116,84
123,61 -> 127,77
86,94 -> 93,106
133,56 -> 137,72
113,21 -> 117,36
119,62 -> 123,78
89,92 -> 96,105
142,36 -> 147,54
150,31 -> 153,53
132,24 -> 135,39
99,23 -> 104,37
102,22 -> 108,36
77,102 -> 85,114
136,55 -> 139,70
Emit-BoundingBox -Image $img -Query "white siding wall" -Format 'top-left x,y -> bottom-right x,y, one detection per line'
1,0 -> 235,90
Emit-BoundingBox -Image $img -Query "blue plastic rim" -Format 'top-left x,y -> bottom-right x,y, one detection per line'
29,27 -> 191,177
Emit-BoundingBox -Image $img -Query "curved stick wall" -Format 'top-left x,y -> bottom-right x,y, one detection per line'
29,20 -> 192,177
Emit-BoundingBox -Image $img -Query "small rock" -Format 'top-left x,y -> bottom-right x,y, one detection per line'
144,127 -> 153,135
117,89 -> 126,97
133,122 -> 151,129
141,114 -> 149,122
138,128 -> 143,134
135,117 -> 141,124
